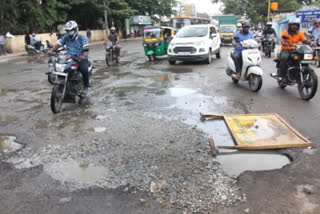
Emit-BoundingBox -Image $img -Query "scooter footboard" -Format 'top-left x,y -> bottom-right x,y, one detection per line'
247,66 -> 263,76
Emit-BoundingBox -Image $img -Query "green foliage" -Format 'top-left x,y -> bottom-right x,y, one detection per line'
219,0 -> 301,24
0,0 -> 174,34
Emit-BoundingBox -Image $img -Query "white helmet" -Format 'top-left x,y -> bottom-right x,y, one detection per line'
64,20 -> 78,40
110,26 -> 116,33
266,22 -> 272,26
288,18 -> 301,27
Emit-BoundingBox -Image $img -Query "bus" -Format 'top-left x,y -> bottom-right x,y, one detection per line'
169,16 -> 211,33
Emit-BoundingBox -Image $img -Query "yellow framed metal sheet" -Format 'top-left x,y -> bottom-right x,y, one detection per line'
222,113 -> 311,149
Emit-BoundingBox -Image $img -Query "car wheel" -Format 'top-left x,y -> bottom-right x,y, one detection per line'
168,60 -> 176,65
206,50 -> 212,64
216,49 -> 221,59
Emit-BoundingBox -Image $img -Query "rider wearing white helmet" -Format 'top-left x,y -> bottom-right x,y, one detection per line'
49,20 -> 90,96
105,26 -> 120,61
262,21 -> 276,49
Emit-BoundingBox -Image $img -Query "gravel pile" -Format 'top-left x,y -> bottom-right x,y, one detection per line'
3,111 -> 246,212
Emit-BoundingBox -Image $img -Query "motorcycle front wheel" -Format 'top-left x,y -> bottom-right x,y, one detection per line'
248,74 -> 263,92
48,73 -> 57,85
298,69 -> 318,100
51,84 -> 65,113
105,53 -> 111,66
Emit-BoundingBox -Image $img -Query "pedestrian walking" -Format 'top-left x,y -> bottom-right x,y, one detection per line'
0,33 -> 6,56
86,28 -> 92,42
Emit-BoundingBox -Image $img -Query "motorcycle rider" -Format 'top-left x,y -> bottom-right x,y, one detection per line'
48,20 -> 90,96
232,21 -> 255,78
277,18 -> 310,78
105,26 -> 120,61
30,33 -> 44,50
308,19 -> 320,44
262,22 -> 276,49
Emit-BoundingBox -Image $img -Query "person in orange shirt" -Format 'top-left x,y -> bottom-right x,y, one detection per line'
278,18 -> 311,77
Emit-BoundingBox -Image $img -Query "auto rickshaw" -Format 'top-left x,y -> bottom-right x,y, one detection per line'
143,26 -> 174,61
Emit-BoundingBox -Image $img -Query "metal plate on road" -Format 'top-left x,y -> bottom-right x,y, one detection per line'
201,113 -> 312,150
224,113 -> 311,149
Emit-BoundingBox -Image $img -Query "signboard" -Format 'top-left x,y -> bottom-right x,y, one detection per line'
296,10 -> 320,24
130,16 -> 152,25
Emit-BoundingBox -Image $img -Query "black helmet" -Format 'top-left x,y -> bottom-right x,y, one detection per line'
242,21 -> 251,28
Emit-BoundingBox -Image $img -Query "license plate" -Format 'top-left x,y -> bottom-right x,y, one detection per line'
224,38 -> 231,40
178,52 -> 191,55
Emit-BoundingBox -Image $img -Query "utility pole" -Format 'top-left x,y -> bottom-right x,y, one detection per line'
104,2 -> 108,35
267,0 -> 271,21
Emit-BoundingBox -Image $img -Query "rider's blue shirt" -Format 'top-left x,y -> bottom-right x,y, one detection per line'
234,31 -> 254,52
58,34 -> 89,56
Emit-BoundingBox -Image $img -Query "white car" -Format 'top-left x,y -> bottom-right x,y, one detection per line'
168,24 -> 221,65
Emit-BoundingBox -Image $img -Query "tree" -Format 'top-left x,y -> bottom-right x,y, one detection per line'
217,0 -> 301,24
126,0 -> 174,19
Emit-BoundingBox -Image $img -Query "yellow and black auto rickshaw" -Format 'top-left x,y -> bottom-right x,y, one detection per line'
143,26 -> 174,61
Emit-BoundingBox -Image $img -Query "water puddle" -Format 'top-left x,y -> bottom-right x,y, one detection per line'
215,151 -> 291,176
0,135 -> 23,153
45,160 -> 108,185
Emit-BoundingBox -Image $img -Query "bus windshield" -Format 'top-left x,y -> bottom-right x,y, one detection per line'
170,17 -> 210,32
220,25 -> 236,33
144,28 -> 161,39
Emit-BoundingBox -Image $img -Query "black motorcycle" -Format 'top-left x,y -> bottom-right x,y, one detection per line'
50,56 -> 93,113
271,35 -> 318,100
105,41 -> 120,66
47,47 -> 67,84
313,38 -> 320,67
262,34 -> 275,58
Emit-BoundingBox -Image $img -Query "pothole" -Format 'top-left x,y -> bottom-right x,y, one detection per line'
215,151 -> 291,176
45,160 -> 108,186
0,135 -> 23,154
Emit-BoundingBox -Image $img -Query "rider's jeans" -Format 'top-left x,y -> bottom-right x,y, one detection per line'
233,51 -> 242,73
79,59 -> 89,88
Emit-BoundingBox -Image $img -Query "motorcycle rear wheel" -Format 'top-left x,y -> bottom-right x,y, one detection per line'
51,84 -> 64,113
298,69 -> 318,101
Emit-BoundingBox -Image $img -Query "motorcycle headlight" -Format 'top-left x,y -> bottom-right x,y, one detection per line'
304,54 -> 313,60
155,42 -> 161,46
143,43 -> 147,47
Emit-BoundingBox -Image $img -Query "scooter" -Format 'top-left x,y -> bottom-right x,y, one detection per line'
226,39 -> 263,92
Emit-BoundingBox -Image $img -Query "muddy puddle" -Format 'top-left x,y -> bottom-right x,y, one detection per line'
45,160 -> 108,185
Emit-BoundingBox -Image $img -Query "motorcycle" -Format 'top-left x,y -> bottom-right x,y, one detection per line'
50,56 -> 93,113
271,35 -> 318,100
226,39 -> 263,92
262,34 -> 275,58
254,32 -> 263,50
313,38 -> 320,67
105,41 -> 120,66
47,46 -> 67,84
25,40 -> 49,55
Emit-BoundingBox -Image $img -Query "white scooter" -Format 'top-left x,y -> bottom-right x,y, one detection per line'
226,39 -> 263,92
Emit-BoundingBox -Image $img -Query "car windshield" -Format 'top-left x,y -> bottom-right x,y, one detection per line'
220,25 -> 236,33
144,28 -> 161,39
176,26 -> 208,38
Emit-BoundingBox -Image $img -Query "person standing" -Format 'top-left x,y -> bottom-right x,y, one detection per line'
25,32 -> 31,45
0,33 -> 6,56
86,28 -> 92,42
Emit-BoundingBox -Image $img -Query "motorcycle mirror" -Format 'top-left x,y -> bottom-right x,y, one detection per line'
282,35 -> 289,40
